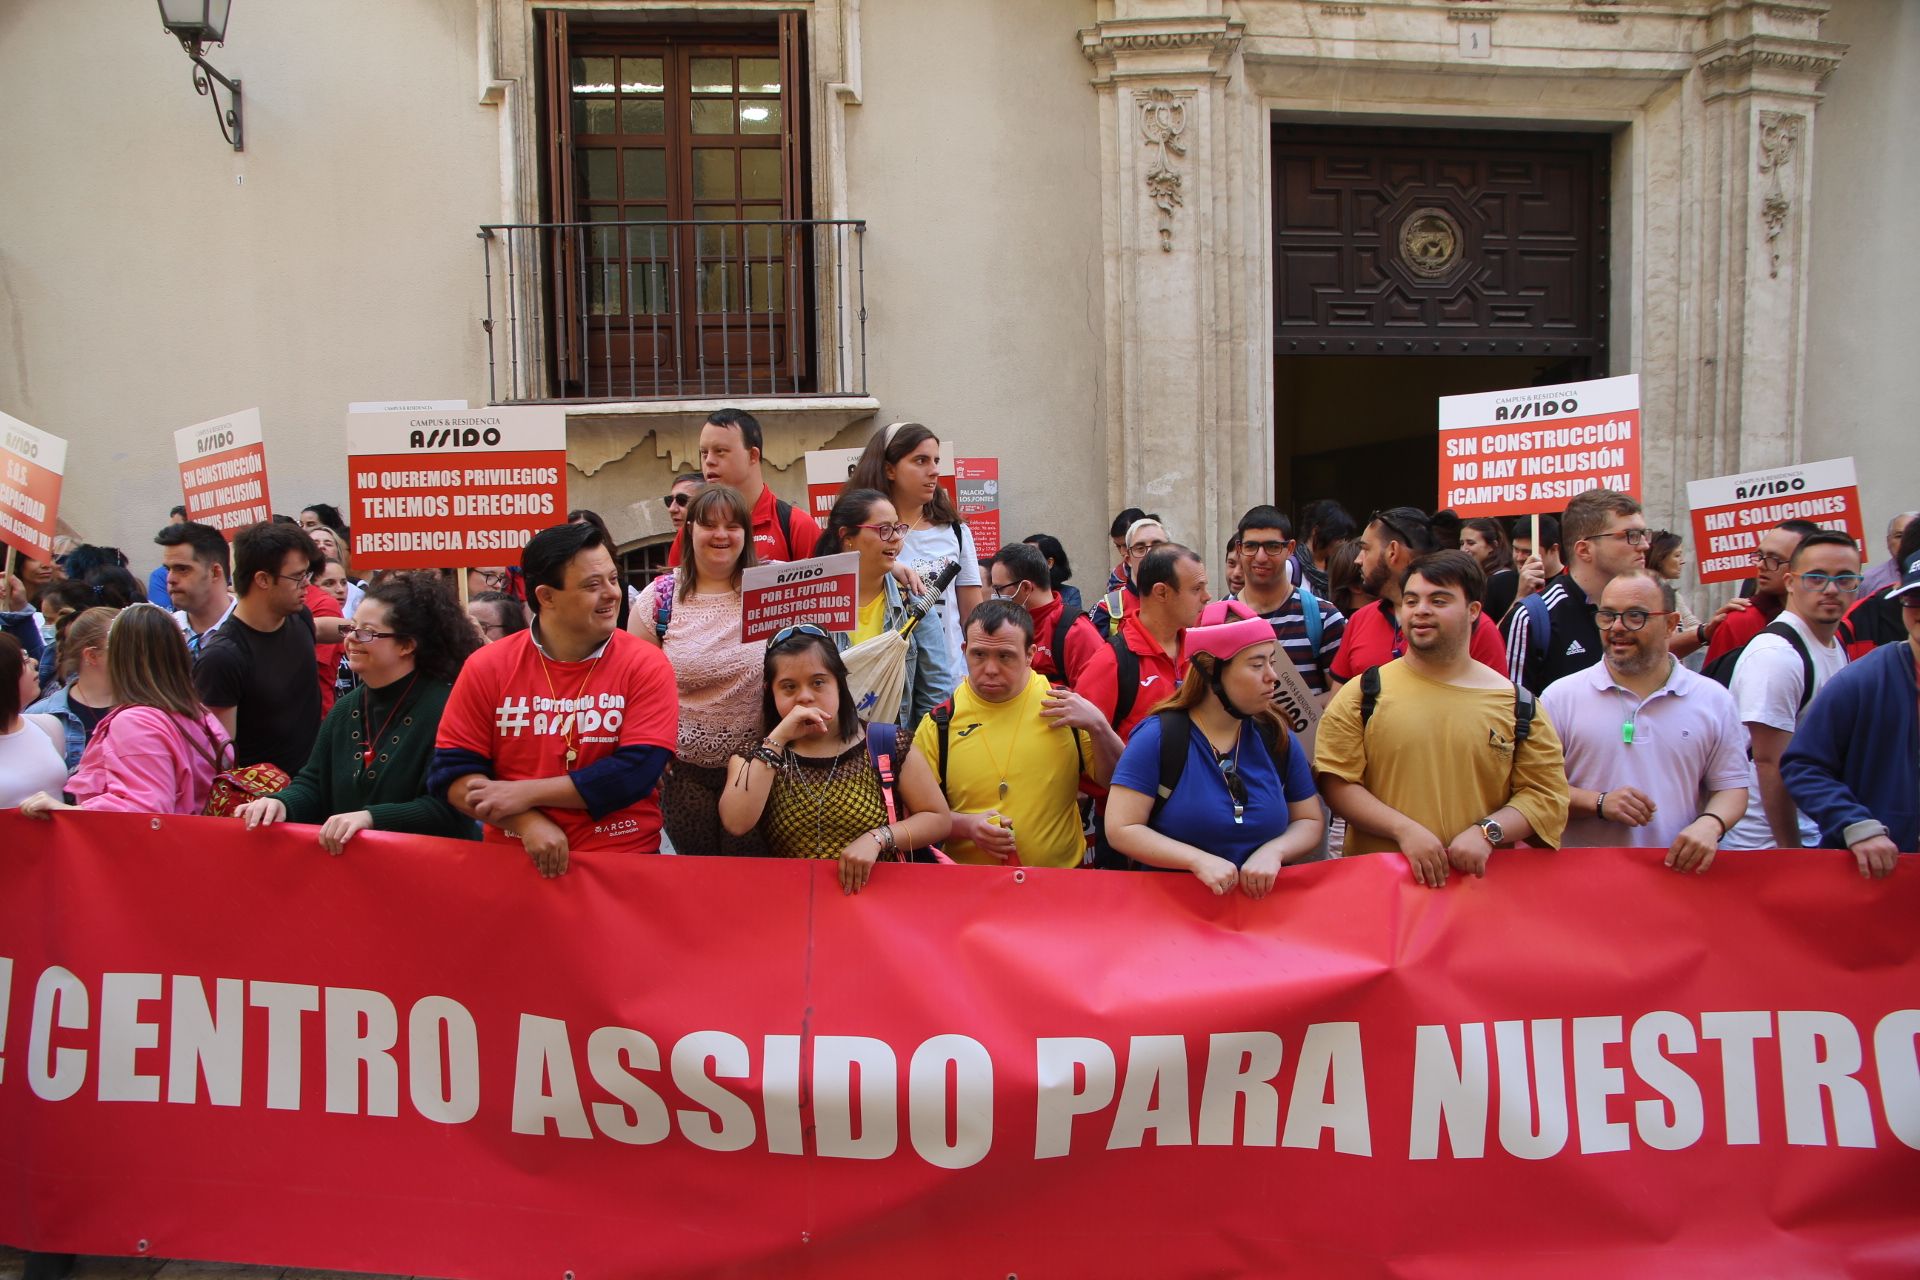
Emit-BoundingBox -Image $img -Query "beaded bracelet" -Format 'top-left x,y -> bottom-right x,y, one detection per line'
751,742 -> 785,770
870,825 -> 897,858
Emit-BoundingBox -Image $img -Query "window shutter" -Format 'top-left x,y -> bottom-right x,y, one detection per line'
543,10 -> 582,388
777,11 -> 804,220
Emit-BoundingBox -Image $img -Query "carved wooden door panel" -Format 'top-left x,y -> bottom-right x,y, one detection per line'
1271,126 -> 1610,360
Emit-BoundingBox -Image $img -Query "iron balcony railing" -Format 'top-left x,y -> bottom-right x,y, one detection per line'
478,217 -> 866,404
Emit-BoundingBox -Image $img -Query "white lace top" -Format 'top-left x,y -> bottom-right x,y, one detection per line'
647,580 -> 764,767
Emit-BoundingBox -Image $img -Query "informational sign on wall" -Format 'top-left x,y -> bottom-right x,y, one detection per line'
955,458 -> 1001,556
1687,456 -> 1866,584
1437,374 -> 1641,517
0,410 -> 65,563
740,551 -> 859,642
175,408 -> 273,535
346,407 -> 567,570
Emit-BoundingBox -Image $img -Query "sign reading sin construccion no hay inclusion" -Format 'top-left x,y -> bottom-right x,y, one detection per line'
1686,456 -> 1866,585
174,408 -> 273,536
1437,374 -> 1641,518
346,407 -> 568,571
0,409 -> 66,563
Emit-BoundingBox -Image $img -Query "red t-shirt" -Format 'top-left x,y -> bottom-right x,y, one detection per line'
1028,595 -> 1120,721
668,483 -> 821,567
305,584 -> 345,715
1114,615 -> 1188,740
435,628 -> 678,853
1329,598 -> 1507,682
1704,594 -> 1783,665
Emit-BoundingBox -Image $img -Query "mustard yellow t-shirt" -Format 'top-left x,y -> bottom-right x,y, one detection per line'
1313,659 -> 1568,855
912,671 -> 1095,869
850,589 -> 888,644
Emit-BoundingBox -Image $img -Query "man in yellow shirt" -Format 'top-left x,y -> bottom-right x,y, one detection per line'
914,600 -> 1123,868
1315,550 -> 1569,887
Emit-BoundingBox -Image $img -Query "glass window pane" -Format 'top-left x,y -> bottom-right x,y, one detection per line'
746,262 -> 785,312
573,98 -> 615,135
624,224 -> 669,260
738,58 -> 781,94
693,150 -> 736,200
691,57 -> 733,94
740,150 -> 782,200
695,211 -> 738,261
620,99 -> 664,134
577,148 -> 617,200
623,149 -> 666,200
742,204 -> 783,258
692,99 -> 734,135
583,207 -> 618,258
619,57 -> 664,94
572,56 -> 615,95
588,263 -> 620,316
738,101 -> 782,135
629,263 -> 669,314
698,263 -> 735,313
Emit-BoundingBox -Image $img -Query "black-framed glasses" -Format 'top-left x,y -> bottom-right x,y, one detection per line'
1796,572 -> 1864,594
769,623 -> 829,648
1239,537 -> 1289,560
663,492 -> 693,508
1750,551 -> 1790,570
1585,528 -> 1652,548
989,580 -> 1027,599
478,570 -> 510,589
1594,608 -> 1660,630
275,570 -> 314,587
343,625 -> 400,643
1127,538 -> 1169,558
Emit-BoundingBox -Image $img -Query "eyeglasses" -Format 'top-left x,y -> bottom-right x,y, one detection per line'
1594,608 -> 1661,630
476,622 -> 508,637
343,625 -> 400,643
1127,538 -> 1168,558
1239,538 -> 1289,560
1750,551 -> 1790,570
857,521 -> 910,541
276,571 -> 314,587
1585,528 -> 1653,548
479,570 -> 509,588
769,623 -> 829,648
663,493 -> 693,508
1796,572 -> 1864,594
988,580 -> 1028,599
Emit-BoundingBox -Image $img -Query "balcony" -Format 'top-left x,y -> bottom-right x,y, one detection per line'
478,217 -> 867,405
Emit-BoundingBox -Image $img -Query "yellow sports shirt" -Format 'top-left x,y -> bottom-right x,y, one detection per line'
913,671 -> 1095,868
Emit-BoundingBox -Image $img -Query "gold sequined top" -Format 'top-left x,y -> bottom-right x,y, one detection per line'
762,739 -> 893,860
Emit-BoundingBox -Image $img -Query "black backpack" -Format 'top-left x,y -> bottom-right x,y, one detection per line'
1702,619 -> 1817,713
1358,665 -> 1536,744
925,698 -> 1085,791
1146,709 -> 1286,824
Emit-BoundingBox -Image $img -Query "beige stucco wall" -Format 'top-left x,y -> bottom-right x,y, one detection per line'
1803,0 -> 1920,549
0,0 -> 499,566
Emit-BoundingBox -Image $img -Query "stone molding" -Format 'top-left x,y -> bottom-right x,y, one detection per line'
1080,17 -> 1244,82
1756,110 -> 1803,280
1137,89 -> 1193,252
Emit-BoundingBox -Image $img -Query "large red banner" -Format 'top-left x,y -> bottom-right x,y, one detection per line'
3,812 -> 1917,1278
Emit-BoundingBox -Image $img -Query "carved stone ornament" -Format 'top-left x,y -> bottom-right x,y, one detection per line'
1757,111 -> 1803,279
1399,207 -> 1463,278
1137,89 -> 1190,252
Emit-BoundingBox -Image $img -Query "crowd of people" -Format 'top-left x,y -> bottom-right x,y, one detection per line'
3,408 -> 1914,893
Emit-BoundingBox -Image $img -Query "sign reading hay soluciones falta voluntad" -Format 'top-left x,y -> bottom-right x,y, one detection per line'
1437,374 -> 1641,518
347,407 -> 567,570
1686,457 -> 1866,585
0,409 -> 65,564
741,551 -> 859,643
174,408 -> 272,536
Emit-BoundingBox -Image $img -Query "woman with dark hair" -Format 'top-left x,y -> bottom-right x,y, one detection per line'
1022,533 -> 1082,614
1326,538 -> 1375,620
1,633 -> 69,806
468,590 -> 529,643
720,626 -> 950,891
300,504 -> 350,541
637,484 -> 767,856
1645,529 -> 1703,635
818,487 -> 952,731
1460,517 -> 1520,622
19,605 -> 231,816
230,572 -> 480,850
1104,601 -> 1323,895
847,422 -> 980,676
84,564 -> 146,609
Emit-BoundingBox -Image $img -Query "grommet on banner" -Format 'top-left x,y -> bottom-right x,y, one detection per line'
1013,870 -> 1026,884
136,1239 -> 150,1253
800,1232 -> 812,1244
150,818 -> 162,831
563,1271 -> 574,1279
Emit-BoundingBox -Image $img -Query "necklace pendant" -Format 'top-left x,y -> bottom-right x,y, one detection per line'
565,747 -> 578,766
998,780 -> 1009,804
1232,803 -> 1245,825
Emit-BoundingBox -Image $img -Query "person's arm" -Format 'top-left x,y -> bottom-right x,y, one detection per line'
952,524 -> 983,622
1666,787 -> 1748,873
1318,777 -> 1450,887
1238,799 -> 1327,899
1566,784 -> 1656,829
631,577 -> 666,647
1043,686 -> 1123,786
1779,675 -> 1898,876
718,754 -> 771,837
889,745 -> 952,851
1445,804 -> 1537,879
1103,785 -> 1239,893
908,609 -> 957,729
833,746 -> 953,895
1747,722 -> 1802,848
1495,705 -> 1569,853
68,711 -> 188,814
1064,621 -> 1120,723
913,712 -> 1016,863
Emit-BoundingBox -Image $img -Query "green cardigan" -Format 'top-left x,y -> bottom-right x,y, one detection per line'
271,675 -> 476,841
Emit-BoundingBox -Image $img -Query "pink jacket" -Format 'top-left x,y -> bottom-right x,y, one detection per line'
68,705 -> 231,816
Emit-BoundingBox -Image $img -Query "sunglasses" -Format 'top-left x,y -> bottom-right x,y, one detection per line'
769,623 -> 829,648
663,493 -> 693,508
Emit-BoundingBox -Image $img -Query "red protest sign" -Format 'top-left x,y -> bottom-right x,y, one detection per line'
956,457 -> 1000,555
1687,457 -> 1865,584
804,447 -> 863,523
1437,374 -> 1641,517
346,407 -> 567,570
741,550 -> 859,642
0,410 -> 66,564
174,408 -> 272,536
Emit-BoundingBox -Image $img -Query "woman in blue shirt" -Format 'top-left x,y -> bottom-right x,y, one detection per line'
1105,599 -> 1323,896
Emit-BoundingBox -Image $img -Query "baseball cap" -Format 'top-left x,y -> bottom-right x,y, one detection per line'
1888,551 -> 1920,602
1185,599 -> 1276,665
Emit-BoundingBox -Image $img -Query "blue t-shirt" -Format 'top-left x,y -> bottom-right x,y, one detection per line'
146,565 -> 173,610
1109,713 -> 1317,867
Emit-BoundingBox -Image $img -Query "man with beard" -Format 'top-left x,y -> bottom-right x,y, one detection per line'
1702,518 -> 1822,667
1316,550 -> 1568,887
1329,507 -> 1507,685
1541,570 -> 1749,870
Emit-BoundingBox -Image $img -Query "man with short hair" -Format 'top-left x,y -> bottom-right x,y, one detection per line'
1112,543 -> 1208,738
1542,570 -> 1749,870
1503,488 -> 1648,695
1723,530 -> 1859,849
1331,507 -> 1506,685
1859,510 -> 1918,597
1231,505 -> 1346,696
432,521 -> 678,873
1094,515 -> 1167,633
685,407 -> 820,564
1316,550 -> 1568,886
913,600 -> 1122,868
193,521 -> 324,774
1702,518 -> 1822,665
146,505 -> 191,608
1510,513 -> 1563,601
1782,553 -> 1920,877
989,542 -> 1117,720
155,521 -> 236,659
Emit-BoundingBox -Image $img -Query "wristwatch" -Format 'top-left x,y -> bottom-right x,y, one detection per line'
1475,817 -> 1504,846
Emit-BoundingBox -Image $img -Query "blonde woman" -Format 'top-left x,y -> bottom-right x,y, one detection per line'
27,605 -> 118,770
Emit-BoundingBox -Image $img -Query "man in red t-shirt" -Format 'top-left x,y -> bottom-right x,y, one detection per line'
667,408 -> 820,568
1112,544 -> 1208,738
1331,507 -> 1505,683
431,522 -> 677,874
1703,519 -> 1821,665
988,542 -> 1118,720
